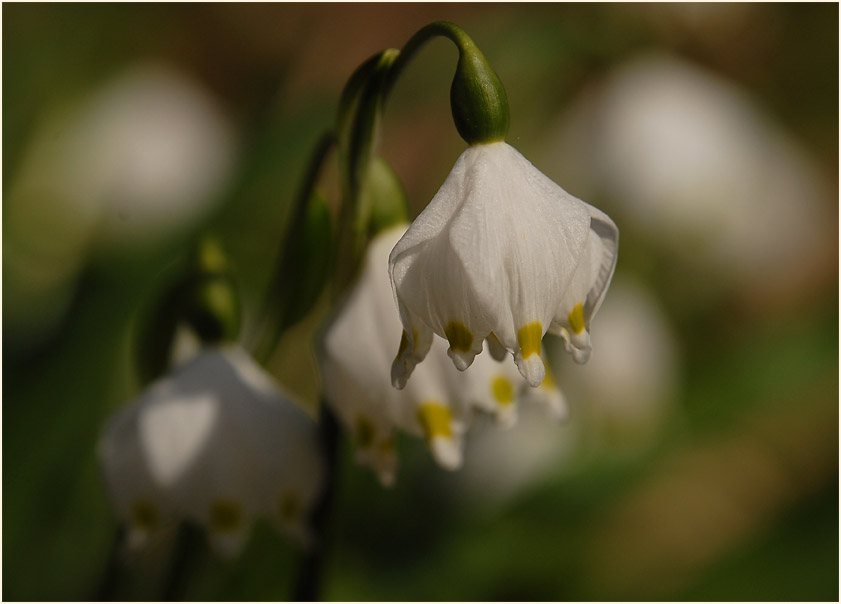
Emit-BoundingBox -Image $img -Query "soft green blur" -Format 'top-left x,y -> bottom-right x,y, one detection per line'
3,4 -> 837,601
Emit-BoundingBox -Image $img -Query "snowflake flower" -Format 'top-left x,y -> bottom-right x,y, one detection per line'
99,346 -> 324,556
389,141 -> 618,388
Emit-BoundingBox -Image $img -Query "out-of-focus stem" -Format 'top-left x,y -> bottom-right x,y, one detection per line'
160,522 -> 204,601
94,524 -> 126,601
291,401 -> 341,601
250,131 -> 336,364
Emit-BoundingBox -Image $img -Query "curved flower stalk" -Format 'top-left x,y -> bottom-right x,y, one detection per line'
320,224 -> 566,485
390,141 -> 619,389
99,345 -> 325,556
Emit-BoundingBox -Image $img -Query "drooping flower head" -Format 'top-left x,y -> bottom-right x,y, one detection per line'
99,345 -> 325,556
320,224 -> 566,485
389,141 -> 618,389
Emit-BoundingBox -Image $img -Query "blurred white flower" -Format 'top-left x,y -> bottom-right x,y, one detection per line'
547,53 -> 833,302
5,63 -> 236,350
99,345 -> 324,557
321,224 -> 566,485
389,142 -> 618,389
546,278 -> 681,453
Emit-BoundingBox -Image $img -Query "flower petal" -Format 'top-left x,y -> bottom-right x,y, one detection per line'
548,207 -> 619,364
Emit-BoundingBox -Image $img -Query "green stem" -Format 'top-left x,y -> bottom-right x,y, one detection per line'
291,401 -> 341,601
289,23 -> 501,600
160,522 -> 204,601
385,21 -> 475,97
333,49 -> 399,296
386,21 -> 509,144
250,131 -> 336,364
94,524 -> 126,601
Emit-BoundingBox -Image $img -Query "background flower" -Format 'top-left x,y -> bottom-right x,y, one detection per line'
99,346 -> 325,557
4,64 -> 236,355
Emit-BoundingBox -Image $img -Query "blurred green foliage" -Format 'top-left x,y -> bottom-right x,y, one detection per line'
3,3 -> 838,601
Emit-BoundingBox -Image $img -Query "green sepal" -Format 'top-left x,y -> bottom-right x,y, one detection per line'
388,22 -> 510,145
363,156 -> 409,237
184,273 -> 241,344
450,43 -> 509,144
182,237 -> 241,345
134,237 -> 241,384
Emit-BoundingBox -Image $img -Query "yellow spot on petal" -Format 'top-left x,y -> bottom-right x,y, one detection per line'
130,499 -> 159,532
355,415 -> 376,449
444,321 -> 473,353
517,322 -> 543,358
568,303 -> 586,335
209,499 -> 243,533
491,375 -> 514,405
417,402 -> 452,441
278,491 -> 301,524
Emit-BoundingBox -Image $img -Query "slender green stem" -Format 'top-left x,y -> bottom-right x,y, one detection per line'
291,401 -> 341,601
94,524 -> 126,601
160,522 -> 204,601
387,21 -> 508,144
289,24 -> 489,601
250,131 -> 336,364
336,52 -> 386,139
289,52 -> 408,601
385,21 -> 474,99
333,49 -> 399,296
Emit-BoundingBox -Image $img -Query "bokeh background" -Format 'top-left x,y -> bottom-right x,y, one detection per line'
3,3 -> 838,601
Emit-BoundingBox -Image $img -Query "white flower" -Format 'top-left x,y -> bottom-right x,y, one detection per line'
5,63 -> 235,352
389,141 -> 618,389
320,224 -> 566,485
547,54 -> 833,301
99,345 -> 324,556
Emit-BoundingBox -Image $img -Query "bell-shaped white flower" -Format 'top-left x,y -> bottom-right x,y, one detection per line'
389,141 -> 618,388
321,223 -> 566,484
99,345 -> 324,556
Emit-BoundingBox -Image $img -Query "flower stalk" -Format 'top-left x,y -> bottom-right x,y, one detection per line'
386,21 -> 510,144
250,131 -> 336,364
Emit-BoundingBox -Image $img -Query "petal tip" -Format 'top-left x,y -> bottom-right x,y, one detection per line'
429,436 -> 463,470
516,354 -> 546,388
447,348 -> 475,372
390,359 -> 410,389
